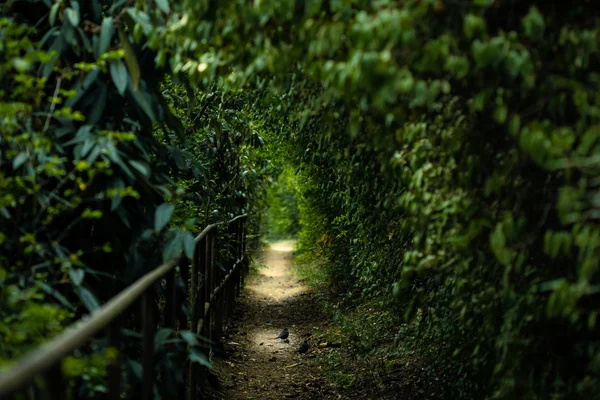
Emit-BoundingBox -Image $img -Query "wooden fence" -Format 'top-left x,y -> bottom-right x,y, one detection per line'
0,214 -> 249,400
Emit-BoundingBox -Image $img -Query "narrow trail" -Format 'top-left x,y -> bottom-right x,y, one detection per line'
207,241 -> 341,399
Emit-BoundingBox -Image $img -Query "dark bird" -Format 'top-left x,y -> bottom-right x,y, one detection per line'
297,339 -> 309,353
275,327 -> 289,340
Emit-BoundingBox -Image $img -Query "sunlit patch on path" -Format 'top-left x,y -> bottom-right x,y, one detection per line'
207,241 -> 340,399
246,240 -> 306,302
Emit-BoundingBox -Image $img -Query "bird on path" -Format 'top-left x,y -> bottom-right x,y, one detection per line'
297,339 -> 309,353
274,327 -> 289,340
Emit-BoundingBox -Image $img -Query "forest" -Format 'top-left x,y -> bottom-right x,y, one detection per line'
1,0 -> 599,399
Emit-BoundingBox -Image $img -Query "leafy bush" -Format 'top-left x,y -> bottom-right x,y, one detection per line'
263,167 -> 300,239
1,1 -> 266,397
146,0 -> 597,398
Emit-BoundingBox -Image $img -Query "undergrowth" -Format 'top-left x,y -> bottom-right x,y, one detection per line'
295,252 -> 446,399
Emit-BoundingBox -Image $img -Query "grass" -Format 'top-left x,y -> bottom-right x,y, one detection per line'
292,253 -> 443,399
293,252 -> 329,289
246,238 -> 271,277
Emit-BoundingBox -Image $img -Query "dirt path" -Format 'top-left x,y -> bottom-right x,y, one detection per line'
206,241 -> 341,399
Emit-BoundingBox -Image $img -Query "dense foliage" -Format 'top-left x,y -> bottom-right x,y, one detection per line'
1,0 -> 266,397
283,3 -> 600,398
2,0 -> 599,398
262,167 -> 300,239
142,0 -> 596,398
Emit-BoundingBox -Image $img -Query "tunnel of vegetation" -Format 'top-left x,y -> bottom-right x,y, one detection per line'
1,0 -> 599,398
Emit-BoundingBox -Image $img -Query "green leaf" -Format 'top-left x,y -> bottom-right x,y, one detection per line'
539,279 -> 565,292
490,224 -> 514,266
156,0 -> 170,13
588,312 -> 597,331
78,287 -> 100,312
162,229 -> 184,262
126,9 -> 152,33
154,328 -> 173,351
90,0 -> 103,20
123,329 -> 142,339
412,81 -> 427,107
69,268 -> 85,286
183,231 -> 195,259
109,60 -> 128,95
155,203 -> 175,233
62,20 -> 76,46
127,360 -> 143,379
463,14 -> 486,39
87,84 -> 108,125
49,3 -> 60,26
189,348 -> 211,367
13,152 -> 28,169
118,29 -> 141,92
493,104 -> 508,124
129,160 -> 150,177
522,6 -> 545,41
180,330 -> 199,346
170,147 -> 186,169
65,8 -> 80,26
78,138 -> 96,160
38,282 -> 76,311
129,84 -> 156,121
12,58 -> 32,73
508,115 -> 521,137
0,208 -> 10,219
108,0 -> 127,15
65,69 -> 100,107
305,0 -> 322,16
98,17 -> 114,57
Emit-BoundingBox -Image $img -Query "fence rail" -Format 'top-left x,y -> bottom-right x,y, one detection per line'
0,214 -> 249,400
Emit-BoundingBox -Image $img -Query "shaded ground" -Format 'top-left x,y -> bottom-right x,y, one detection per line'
204,242 -> 441,400
205,241 -> 342,399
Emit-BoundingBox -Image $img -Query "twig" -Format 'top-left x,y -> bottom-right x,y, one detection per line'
217,173 -> 239,197
42,77 -> 62,134
191,93 -> 215,126
34,168 -> 77,225
54,215 -> 83,245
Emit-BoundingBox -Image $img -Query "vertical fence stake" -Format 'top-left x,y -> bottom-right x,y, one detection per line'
107,317 -> 122,400
213,229 -> 223,348
207,231 -> 213,347
189,238 -> 206,400
196,238 -> 206,334
142,285 -> 155,400
202,236 -> 211,339
165,267 -> 177,331
223,225 -> 232,323
163,266 -> 179,400
188,242 -> 198,400
179,257 -> 189,332
242,220 -> 248,278
43,362 -> 64,400
190,241 -> 199,336
178,256 -> 189,400
197,237 -> 209,392
236,220 -> 242,297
